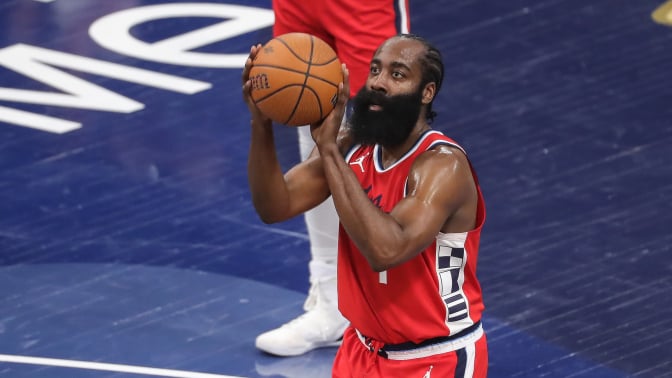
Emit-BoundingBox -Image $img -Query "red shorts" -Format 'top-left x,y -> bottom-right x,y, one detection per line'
272,0 -> 410,98
332,326 -> 488,378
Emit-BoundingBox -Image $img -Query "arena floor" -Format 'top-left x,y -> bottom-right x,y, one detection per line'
1,1 -> 671,377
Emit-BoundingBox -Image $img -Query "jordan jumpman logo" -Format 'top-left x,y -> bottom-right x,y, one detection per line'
349,153 -> 369,173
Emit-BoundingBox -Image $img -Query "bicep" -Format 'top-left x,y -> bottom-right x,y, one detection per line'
389,150 -> 473,255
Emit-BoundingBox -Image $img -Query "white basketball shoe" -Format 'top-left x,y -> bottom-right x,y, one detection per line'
255,279 -> 348,357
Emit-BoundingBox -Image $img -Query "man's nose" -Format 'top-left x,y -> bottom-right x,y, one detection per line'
370,74 -> 388,94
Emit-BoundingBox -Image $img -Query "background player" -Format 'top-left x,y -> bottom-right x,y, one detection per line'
254,0 -> 412,357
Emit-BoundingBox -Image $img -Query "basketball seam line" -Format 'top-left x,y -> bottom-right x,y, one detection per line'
251,65 -> 340,87
254,34 -> 341,124
285,36 -> 316,124
253,84 -> 315,104
276,36 -> 338,65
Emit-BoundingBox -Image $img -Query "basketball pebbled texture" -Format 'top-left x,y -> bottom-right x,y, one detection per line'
249,32 -> 343,126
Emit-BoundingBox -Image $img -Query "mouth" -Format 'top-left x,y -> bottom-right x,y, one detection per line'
368,104 -> 383,111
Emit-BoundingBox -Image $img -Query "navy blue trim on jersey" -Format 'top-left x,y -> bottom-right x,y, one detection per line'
380,321 -> 481,353
344,143 -> 361,163
374,129 -> 437,172
394,0 -> 402,33
427,140 -> 466,155
393,0 -> 410,34
455,347 -> 468,377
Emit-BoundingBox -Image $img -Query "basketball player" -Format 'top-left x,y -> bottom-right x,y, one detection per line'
254,0 -> 412,357
243,34 -> 488,377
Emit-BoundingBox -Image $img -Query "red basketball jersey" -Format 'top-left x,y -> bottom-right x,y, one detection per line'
338,130 -> 486,345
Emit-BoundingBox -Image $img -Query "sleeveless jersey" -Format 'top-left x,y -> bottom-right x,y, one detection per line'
338,130 -> 486,345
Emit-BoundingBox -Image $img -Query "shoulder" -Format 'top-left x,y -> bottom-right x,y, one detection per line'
414,143 -> 469,173
407,143 -> 474,197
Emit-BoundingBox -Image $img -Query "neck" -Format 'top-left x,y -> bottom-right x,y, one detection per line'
379,121 -> 431,168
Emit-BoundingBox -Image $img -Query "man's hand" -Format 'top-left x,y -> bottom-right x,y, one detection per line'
242,44 -> 272,127
311,64 -> 350,149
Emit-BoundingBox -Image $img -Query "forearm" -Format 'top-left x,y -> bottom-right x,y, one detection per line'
247,120 -> 292,223
318,143 -> 407,271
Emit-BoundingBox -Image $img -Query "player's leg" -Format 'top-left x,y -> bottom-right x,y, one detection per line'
255,126 -> 347,357
469,333 -> 489,378
296,123 -> 343,324
332,327 -> 371,378
271,0 -> 334,47
255,0 -> 346,357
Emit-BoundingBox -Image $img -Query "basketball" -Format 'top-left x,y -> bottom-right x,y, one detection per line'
249,33 -> 343,126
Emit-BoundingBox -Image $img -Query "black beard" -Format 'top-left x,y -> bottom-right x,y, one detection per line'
349,86 -> 423,148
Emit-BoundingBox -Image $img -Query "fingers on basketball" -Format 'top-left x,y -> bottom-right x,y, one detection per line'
249,32 -> 343,127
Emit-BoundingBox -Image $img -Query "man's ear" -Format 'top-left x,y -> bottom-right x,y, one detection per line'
422,82 -> 436,104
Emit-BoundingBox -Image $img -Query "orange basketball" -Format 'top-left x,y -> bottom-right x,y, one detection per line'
249,33 -> 343,126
